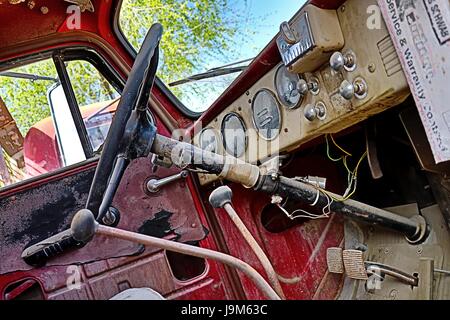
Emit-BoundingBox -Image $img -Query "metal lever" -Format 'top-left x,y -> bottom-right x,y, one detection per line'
71,209 -> 281,300
209,186 -> 286,299
146,170 -> 188,193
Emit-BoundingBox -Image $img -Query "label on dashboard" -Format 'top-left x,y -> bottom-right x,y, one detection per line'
379,0 -> 450,163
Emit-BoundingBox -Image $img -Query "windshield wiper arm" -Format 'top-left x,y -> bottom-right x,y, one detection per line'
0,71 -> 59,83
169,57 -> 254,87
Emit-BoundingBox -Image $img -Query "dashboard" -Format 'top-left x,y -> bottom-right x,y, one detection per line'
194,0 -> 410,185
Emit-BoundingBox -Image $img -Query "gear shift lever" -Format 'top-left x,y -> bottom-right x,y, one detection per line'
70,209 -> 281,300
209,186 -> 286,299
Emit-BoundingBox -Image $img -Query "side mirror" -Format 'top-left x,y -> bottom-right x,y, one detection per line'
47,84 -> 86,166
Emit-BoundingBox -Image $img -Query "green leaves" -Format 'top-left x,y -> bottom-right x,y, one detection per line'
0,59 -> 56,135
120,0 -> 251,111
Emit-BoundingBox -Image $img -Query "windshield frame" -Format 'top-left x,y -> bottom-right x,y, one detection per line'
113,0 -> 202,120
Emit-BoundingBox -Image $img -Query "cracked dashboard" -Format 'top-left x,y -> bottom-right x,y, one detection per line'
194,0 -> 410,185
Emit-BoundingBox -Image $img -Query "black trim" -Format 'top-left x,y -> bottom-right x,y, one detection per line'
60,48 -> 125,92
53,52 -> 94,159
112,0 -> 201,120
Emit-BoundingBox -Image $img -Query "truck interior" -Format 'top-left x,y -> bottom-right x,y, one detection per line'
0,0 -> 449,301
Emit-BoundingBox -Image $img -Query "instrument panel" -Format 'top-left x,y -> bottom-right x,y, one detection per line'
194,0 -> 411,185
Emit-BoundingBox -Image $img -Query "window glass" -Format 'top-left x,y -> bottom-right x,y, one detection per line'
0,59 -> 62,187
119,0 -> 306,113
0,57 -> 121,189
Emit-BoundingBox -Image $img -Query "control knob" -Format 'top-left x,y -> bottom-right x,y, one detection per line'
330,51 -> 356,72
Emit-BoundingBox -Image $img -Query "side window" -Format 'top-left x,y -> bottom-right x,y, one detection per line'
65,60 -> 120,151
0,59 -> 59,186
0,55 -> 121,190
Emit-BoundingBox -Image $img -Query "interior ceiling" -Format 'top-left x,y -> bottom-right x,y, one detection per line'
0,0 -> 346,53
0,0 -> 109,52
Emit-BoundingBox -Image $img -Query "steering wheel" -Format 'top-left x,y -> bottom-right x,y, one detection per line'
86,23 -> 163,222
21,24 -> 164,266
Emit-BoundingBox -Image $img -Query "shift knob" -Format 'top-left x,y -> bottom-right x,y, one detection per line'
209,186 -> 233,208
71,209 -> 98,243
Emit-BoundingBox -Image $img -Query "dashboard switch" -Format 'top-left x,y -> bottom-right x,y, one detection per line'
339,80 -> 355,100
297,78 -> 319,96
304,102 -> 326,122
330,51 -> 356,72
339,78 -> 368,100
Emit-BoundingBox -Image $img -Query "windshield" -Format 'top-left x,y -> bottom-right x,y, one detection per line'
119,0 -> 305,114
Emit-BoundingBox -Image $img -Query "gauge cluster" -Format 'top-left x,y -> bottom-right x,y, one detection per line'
252,89 -> 281,141
221,113 -> 247,158
194,0 -> 410,185
275,65 -> 304,109
195,64 -> 302,162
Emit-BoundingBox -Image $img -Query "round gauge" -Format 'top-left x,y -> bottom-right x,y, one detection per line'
252,89 -> 281,140
199,128 -> 219,153
221,113 -> 247,158
275,64 -> 304,109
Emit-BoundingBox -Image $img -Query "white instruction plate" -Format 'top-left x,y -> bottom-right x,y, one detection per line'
378,0 -> 450,163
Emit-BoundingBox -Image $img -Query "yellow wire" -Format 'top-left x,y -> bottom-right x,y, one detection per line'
325,135 -> 343,162
313,134 -> 368,205
320,151 -> 368,202
330,134 -> 352,157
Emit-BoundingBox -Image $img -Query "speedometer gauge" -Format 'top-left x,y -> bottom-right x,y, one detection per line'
252,89 -> 281,140
275,64 -> 304,109
221,113 -> 247,158
199,128 -> 219,153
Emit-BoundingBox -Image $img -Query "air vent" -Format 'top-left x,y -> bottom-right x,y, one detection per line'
378,36 -> 403,77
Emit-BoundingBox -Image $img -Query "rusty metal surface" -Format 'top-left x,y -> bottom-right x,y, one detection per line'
205,153 -> 346,300
0,157 -> 207,275
341,204 -> 450,300
112,157 -> 206,243
0,167 -> 137,275
96,224 -> 281,300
